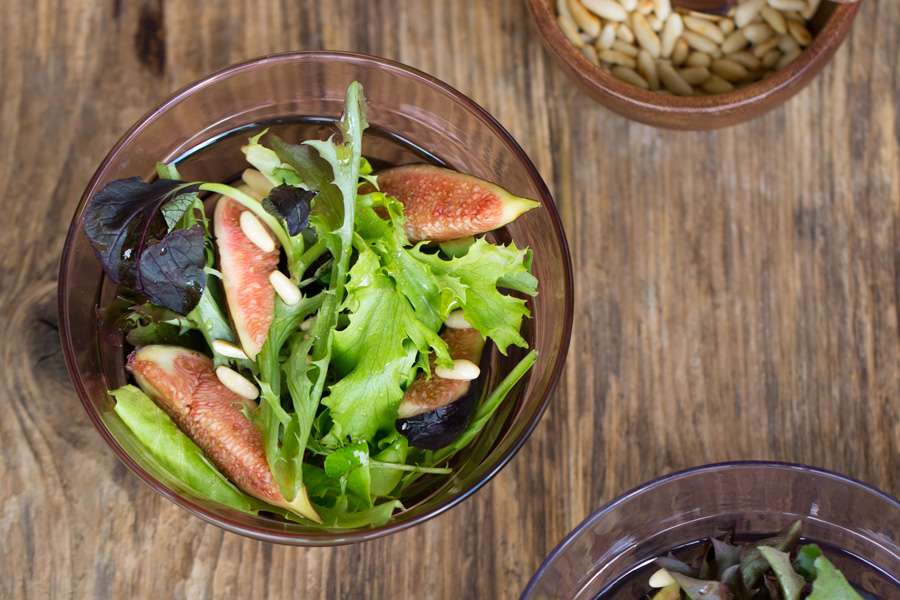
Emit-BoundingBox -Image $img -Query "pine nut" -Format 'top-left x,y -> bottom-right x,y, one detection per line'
711,58 -> 751,82
632,13 -> 661,57
658,60 -> 693,95
653,0 -> 670,22
269,270 -> 302,306
300,316 -> 316,331
613,40 -> 640,56
702,74 -> 735,93
801,0 -> 822,20
555,0 -> 817,95
638,50 -> 660,89
215,366 -> 259,400
742,23 -> 774,45
776,46 -> 801,69
612,65 -> 650,88
762,49 -> 781,68
760,6 -> 787,34
617,23 -> 635,42
768,0 -> 806,10
212,340 -> 250,361
680,66 -> 711,85
599,49 -> 638,68
684,16 -> 725,44
582,0 -> 627,21
728,51 -> 762,70
558,14 -> 585,47
445,310 -> 472,329
686,51 -> 712,67
682,31 -> 719,55
660,13 -> 683,58
721,30 -> 749,54
752,35 -> 781,57
242,169 -> 273,198
777,35 -> 798,55
672,38 -> 689,66
599,23 -> 618,48
239,211 -> 276,253
787,19 -> 812,46
649,569 -> 676,588
734,0 -> 766,28
569,0 -> 601,37
435,359 -> 481,381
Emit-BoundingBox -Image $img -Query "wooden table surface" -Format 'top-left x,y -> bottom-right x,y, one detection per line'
2,1 -> 897,598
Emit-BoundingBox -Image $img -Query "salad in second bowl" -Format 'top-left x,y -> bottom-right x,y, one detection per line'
84,82 -> 541,528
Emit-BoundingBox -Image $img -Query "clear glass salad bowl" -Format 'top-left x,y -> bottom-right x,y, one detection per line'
58,51 -> 574,545
522,461 -> 899,599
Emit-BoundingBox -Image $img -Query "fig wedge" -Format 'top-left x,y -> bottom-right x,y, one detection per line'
128,345 -> 320,521
214,196 -> 279,360
397,328 -> 486,449
377,165 -> 540,242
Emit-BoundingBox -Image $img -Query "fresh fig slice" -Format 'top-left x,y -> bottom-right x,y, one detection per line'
127,345 -> 320,521
377,165 -> 540,242
214,196 -> 279,360
397,328 -> 486,449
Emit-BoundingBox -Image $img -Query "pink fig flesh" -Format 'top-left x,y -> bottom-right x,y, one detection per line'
377,165 -> 540,242
398,328 -> 486,418
214,196 -> 279,360
127,345 -> 318,519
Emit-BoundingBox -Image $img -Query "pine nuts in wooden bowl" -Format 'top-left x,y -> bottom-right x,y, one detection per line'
528,0 -> 860,129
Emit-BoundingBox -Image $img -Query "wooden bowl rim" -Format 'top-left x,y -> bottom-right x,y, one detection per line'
528,0 -> 861,116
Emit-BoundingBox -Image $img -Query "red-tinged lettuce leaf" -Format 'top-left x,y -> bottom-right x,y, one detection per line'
262,184 -> 313,236
137,225 -> 206,314
83,177 -> 206,314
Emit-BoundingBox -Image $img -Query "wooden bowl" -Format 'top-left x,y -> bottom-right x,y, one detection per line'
528,0 -> 861,129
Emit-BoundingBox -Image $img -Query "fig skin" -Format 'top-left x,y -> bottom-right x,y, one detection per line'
397,328 -> 486,449
214,196 -> 279,360
377,165 -> 540,242
127,345 -> 319,521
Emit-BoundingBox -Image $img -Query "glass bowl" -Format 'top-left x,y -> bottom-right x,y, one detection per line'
523,461 -> 899,598
58,51 -> 574,545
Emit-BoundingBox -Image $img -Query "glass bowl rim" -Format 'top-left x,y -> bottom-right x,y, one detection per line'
522,460 -> 900,597
57,50 -> 575,546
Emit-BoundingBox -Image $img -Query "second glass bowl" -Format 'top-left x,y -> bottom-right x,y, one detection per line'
523,461 -> 899,599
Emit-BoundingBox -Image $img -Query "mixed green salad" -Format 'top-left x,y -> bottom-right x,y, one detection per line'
85,82 -> 540,527
642,521 -> 866,600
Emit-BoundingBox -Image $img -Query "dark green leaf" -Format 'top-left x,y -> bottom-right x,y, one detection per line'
740,521 -> 802,589
758,546 -> 805,600
794,544 -> 823,580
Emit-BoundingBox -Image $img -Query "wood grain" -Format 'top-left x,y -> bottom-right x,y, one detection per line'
1,0 -> 897,598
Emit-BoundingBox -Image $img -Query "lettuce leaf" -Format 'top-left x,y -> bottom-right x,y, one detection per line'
325,247 -> 447,442
415,238 -> 536,354
110,385 -> 263,511
807,556 -> 864,600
